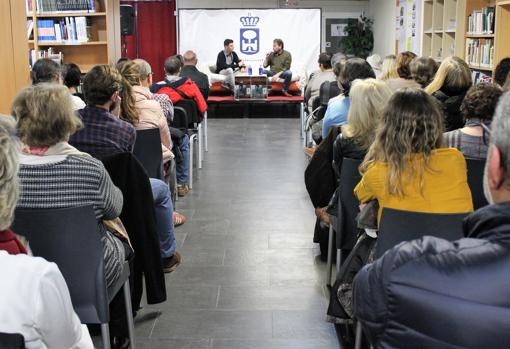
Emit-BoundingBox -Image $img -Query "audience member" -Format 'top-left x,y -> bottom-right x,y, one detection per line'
180,50 -> 210,100
379,54 -> 399,81
31,58 -> 85,111
151,56 -> 207,117
445,83 -> 502,160
355,88 -> 473,223
426,56 -> 473,131
494,57 -> 510,88
69,65 -> 136,156
117,60 -> 173,163
63,63 -> 86,109
366,54 -> 382,78
263,38 -> 293,96
139,58 -> 191,197
410,56 -> 438,88
384,51 -> 420,91
0,116 -> 26,255
304,52 -> 336,113
322,58 -> 375,139
215,39 -> 245,90
12,83 -> 128,288
116,61 -> 184,268
316,79 -> 393,226
0,114 -> 94,349
353,90 -> 510,349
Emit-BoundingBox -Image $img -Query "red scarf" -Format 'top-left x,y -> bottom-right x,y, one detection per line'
0,229 -> 27,255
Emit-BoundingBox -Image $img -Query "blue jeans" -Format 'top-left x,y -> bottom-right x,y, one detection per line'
265,70 -> 292,91
176,134 -> 190,185
149,178 -> 176,258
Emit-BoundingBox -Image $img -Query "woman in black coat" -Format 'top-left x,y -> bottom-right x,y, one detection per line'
425,56 -> 472,132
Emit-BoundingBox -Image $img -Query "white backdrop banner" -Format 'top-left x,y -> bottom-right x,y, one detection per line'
178,9 -> 321,75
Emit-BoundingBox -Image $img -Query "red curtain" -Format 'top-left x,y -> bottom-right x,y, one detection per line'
121,1 -> 177,82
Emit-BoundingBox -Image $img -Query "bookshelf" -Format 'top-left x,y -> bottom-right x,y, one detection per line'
27,0 -> 121,73
421,0 -> 466,61
461,0 -> 510,83
1,0 -> 30,114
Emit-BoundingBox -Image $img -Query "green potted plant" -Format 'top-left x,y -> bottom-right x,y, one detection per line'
343,13 -> 374,59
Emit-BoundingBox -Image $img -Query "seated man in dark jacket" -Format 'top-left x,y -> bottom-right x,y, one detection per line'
180,50 -> 209,100
353,90 -> 510,349
215,39 -> 244,90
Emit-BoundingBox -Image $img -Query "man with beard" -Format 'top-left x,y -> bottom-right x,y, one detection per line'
352,90 -> 510,348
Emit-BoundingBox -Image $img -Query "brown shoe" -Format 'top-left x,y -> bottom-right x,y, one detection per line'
163,252 -> 182,273
282,91 -> 293,97
177,185 -> 189,197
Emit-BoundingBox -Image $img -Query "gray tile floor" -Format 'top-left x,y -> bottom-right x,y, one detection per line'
135,119 -> 340,349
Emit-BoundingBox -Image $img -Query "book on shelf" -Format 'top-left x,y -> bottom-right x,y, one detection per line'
471,70 -> 493,85
29,48 -> 63,67
37,17 -> 89,43
465,38 -> 494,68
27,20 -> 34,39
35,0 -> 96,14
467,7 -> 495,35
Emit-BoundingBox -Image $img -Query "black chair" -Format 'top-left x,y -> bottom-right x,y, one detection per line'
326,158 -> 362,286
133,128 -> 164,180
319,80 -> 341,106
376,208 -> 468,258
12,206 -> 135,349
466,158 -> 489,210
0,333 -> 25,349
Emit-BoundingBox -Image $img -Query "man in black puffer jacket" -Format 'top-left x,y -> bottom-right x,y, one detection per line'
353,90 -> 510,349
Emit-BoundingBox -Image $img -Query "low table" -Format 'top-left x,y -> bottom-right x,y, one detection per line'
234,75 -> 268,99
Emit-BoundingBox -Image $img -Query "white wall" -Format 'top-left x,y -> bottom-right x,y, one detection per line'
369,0 -> 395,57
177,0 -> 370,52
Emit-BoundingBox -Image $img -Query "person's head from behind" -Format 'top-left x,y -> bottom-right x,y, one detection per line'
366,54 -> 382,72
361,88 -> 444,196
133,58 -> 153,87
396,51 -> 417,80
164,56 -> 182,76
343,78 -> 393,150
224,39 -> 234,53
380,54 -> 399,80
183,50 -> 198,66
82,64 -> 122,111
338,58 -> 376,97
318,52 -> 333,71
117,60 -> 140,125
273,39 -> 284,53
0,116 -> 18,231
425,56 -> 472,94
494,58 -> 510,87
333,61 -> 344,78
461,83 -> 502,124
410,57 -> 439,88
31,58 -> 62,85
62,63 -> 82,91
12,84 -> 82,148
485,90 -> 510,204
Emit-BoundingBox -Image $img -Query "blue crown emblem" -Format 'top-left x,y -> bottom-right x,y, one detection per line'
240,13 -> 260,27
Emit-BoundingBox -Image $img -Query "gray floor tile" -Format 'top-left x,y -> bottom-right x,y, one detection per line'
150,310 -> 273,339
168,265 -> 270,287
136,338 -> 211,349
272,310 -> 338,340
147,284 -> 220,311
211,338 -> 340,349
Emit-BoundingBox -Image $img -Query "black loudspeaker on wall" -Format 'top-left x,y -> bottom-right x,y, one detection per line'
120,5 -> 135,36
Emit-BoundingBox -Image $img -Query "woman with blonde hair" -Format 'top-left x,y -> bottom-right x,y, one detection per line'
335,78 -> 393,172
316,79 -> 393,233
425,56 -> 472,131
384,51 -> 421,91
379,54 -> 399,81
355,88 -> 473,223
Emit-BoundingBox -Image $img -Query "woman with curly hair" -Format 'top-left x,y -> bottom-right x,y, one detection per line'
355,88 -> 473,223
445,84 -> 503,160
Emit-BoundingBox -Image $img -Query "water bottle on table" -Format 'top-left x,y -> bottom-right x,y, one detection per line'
258,65 -> 263,76
247,65 -> 252,76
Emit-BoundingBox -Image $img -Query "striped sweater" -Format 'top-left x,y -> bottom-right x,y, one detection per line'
17,154 -> 125,287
